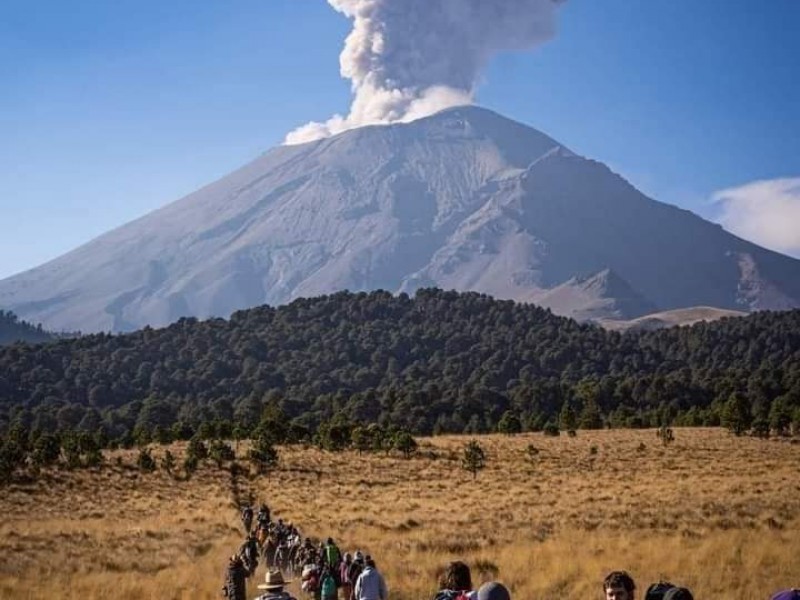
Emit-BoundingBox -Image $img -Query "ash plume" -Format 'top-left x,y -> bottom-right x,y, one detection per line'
285,0 -> 566,145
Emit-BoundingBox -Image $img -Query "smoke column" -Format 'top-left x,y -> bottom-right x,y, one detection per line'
285,0 -> 566,145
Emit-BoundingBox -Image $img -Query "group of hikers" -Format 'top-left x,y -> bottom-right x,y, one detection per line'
600,571 -> 798,600
222,501 -> 390,600
222,503 -> 798,600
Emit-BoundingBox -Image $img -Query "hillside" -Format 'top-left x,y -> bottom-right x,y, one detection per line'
0,310 -> 52,346
599,306 -> 748,332
0,289 -> 798,438
1,107 -> 799,333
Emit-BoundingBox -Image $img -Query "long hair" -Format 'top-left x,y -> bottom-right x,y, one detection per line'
439,561 -> 472,591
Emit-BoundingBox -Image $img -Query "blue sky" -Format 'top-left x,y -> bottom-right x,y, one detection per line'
1,0 -> 798,279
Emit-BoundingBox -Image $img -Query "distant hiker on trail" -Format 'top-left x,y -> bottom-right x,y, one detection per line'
320,566 -> 338,600
239,533 -> 260,577
347,551 -> 365,600
222,554 -> 248,600
354,555 -> 388,600
604,571 -> 636,600
254,569 -> 297,600
323,537 -> 342,572
301,563 -> 321,600
242,505 -> 254,533
339,553 -> 354,600
257,504 -> 271,529
433,561 -> 476,600
477,582 -> 510,600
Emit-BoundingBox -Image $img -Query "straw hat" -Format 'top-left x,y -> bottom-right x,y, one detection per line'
258,569 -> 293,590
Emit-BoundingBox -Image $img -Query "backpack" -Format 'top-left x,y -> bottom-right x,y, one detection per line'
663,588 -> 694,600
645,582 -> 675,600
326,544 -> 341,566
434,590 -> 471,600
321,572 -> 337,598
646,582 -> 689,600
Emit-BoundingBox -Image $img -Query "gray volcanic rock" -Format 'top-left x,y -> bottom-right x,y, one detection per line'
1,106 -> 799,332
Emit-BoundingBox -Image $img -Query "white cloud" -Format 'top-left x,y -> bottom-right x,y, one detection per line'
712,177 -> 800,258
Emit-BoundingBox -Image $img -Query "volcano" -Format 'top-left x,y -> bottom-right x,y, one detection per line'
2,106 -> 799,333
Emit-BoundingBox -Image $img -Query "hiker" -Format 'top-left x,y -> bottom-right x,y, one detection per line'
301,563 -> 321,600
222,554 -> 248,600
771,591 -> 800,600
323,537 -> 342,572
320,566 -> 338,600
354,555 -> 388,600
239,533 -> 260,577
257,504 -> 271,529
347,551 -> 365,600
242,505 -> 255,533
254,569 -> 297,600
433,561 -> 476,600
604,571 -> 636,600
477,582 -> 510,600
339,553 -> 354,600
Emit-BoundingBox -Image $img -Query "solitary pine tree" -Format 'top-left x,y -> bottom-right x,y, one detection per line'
248,432 -> 279,476
461,440 -> 486,480
392,430 -> 418,459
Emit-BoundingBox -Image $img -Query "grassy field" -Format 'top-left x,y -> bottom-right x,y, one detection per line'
1,428 -> 799,599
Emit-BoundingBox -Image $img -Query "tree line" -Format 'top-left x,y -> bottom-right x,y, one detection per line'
0,310 -> 53,346
0,289 -> 798,452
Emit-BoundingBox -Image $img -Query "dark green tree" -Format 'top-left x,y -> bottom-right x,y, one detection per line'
162,450 -> 176,474
461,440 -> 486,480
209,440 -> 236,468
721,392 -> 751,436
559,400 -> 577,433
136,448 -> 156,472
248,432 -> 279,476
579,397 -> 603,430
497,411 -> 522,435
392,430 -> 418,459
769,397 -> 791,436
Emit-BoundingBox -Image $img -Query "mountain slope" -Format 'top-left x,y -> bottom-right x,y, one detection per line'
599,306 -> 748,332
1,106 -> 799,332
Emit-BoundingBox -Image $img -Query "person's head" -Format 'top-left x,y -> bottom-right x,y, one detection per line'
344,552 -> 353,563
440,561 -> 473,592
327,537 -> 334,545
355,550 -> 364,562
365,555 -> 375,568
477,582 -> 511,600
604,571 -> 636,600
258,568 -> 291,593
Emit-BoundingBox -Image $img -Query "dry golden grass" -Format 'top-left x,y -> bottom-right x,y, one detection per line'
1,429 -> 799,599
